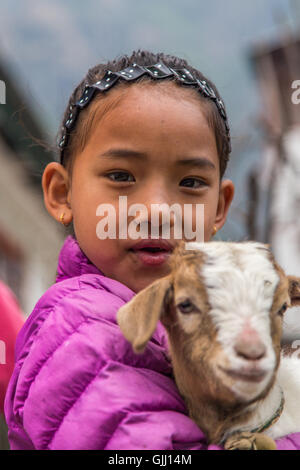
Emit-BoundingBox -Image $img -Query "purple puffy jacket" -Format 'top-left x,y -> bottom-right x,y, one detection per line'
4,236 -> 300,450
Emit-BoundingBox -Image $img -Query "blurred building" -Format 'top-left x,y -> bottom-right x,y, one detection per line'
250,33 -> 300,341
0,58 -> 64,316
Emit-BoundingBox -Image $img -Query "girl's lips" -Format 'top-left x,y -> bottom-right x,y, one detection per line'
130,239 -> 174,251
130,249 -> 171,266
128,239 -> 174,266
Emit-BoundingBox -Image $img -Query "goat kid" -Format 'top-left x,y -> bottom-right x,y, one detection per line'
117,241 -> 300,450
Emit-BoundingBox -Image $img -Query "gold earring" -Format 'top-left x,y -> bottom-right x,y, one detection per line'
212,225 -> 217,236
60,212 -> 66,225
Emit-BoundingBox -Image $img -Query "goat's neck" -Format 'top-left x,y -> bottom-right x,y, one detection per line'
183,393 -> 255,444
182,382 -> 283,444
221,383 -> 284,441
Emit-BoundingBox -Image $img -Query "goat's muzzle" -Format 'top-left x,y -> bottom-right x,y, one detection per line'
219,366 -> 268,384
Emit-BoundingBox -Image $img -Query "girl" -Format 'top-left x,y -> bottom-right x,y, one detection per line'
4,50 -> 299,450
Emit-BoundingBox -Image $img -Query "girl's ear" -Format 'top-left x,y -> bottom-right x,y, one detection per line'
117,276 -> 173,354
214,179 -> 235,230
288,276 -> 300,306
42,162 -> 72,225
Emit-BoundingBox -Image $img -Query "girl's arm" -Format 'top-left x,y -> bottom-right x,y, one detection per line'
4,284 -> 209,450
5,283 -> 300,450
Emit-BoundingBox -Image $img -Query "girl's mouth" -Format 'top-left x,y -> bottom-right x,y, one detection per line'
128,240 -> 174,266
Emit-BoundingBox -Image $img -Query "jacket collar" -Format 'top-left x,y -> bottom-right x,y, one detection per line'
56,236 -> 102,282
55,236 -> 170,353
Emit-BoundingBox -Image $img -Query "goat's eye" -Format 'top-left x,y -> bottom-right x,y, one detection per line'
277,302 -> 288,317
177,299 -> 195,314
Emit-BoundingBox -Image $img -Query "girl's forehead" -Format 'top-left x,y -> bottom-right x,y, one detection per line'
107,80 -> 207,111
89,80 -> 209,123
73,81 -> 220,177
89,82 -> 215,140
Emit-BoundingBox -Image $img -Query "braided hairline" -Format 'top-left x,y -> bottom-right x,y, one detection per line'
58,52 -> 231,176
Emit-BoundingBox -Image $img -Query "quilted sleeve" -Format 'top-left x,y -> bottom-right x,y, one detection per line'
10,284 -> 214,450
275,434 -> 300,450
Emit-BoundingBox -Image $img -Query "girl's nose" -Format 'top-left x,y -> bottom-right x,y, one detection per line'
135,183 -> 174,213
130,203 -> 177,237
130,186 -> 177,236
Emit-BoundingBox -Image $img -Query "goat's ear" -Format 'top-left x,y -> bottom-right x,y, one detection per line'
288,276 -> 300,306
117,276 -> 173,354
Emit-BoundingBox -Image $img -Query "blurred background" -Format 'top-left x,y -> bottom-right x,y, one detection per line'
0,0 -> 300,450
0,0 -> 300,320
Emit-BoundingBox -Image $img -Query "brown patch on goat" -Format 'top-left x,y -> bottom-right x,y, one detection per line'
117,275 -> 173,353
268,260 -> 290,365
164,250 -> 260,443
287,275 -> 300,306
282,343 -> 300,358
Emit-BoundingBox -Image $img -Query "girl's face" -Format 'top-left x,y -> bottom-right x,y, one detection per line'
44,83 -> 234,292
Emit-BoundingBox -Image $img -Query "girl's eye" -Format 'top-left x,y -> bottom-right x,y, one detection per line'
105,171 -> 135,183
180,177 -> 207,189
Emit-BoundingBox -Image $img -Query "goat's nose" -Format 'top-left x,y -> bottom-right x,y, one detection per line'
234,339 -> 266,360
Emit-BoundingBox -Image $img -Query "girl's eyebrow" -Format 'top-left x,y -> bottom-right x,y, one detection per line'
176,158 -> 216,170
99,148 -> 147,159
99,148 -> 216,170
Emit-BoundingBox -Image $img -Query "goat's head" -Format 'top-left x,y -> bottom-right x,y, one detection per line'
117,241 -> 300,407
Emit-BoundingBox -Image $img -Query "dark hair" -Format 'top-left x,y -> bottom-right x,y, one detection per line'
57,50 -> 231,180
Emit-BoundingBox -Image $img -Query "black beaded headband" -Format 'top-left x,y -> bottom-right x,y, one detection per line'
59,62 -> 231,164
